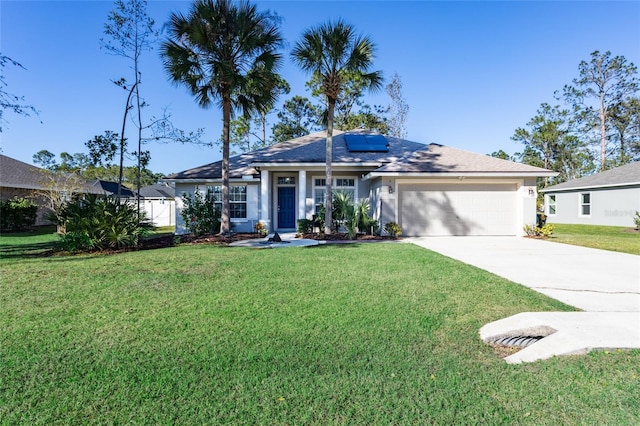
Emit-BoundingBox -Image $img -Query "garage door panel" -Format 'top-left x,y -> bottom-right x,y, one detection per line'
399,184 -> 516,236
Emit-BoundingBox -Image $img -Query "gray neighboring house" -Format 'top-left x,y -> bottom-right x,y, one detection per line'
541,161 -> 640,227
164,130 -> 555,236
139,183 -> 176,227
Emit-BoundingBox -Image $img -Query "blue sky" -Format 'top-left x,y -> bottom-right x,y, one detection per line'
2,0 -> 639,175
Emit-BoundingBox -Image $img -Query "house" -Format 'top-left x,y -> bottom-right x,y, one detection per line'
1,154 -> 99,226
164,130 -> 555,236
540,161 -> 640,227
138,183 -> 176,227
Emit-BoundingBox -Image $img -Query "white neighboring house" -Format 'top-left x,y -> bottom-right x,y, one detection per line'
541,161 -> 640,227
164,130 -> 555,236
139,183 -> 176,227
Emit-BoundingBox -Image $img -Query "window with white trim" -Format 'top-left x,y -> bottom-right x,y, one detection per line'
580,192 -> 591,216
548,195 -> 556,215
313,177 -> 356,213
207,185 -> 247,218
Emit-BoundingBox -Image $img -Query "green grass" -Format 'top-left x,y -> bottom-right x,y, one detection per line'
549,223 -> 640,255
153,225 -> 176,235
0,226 -> 59,258
1,238 -> 639,424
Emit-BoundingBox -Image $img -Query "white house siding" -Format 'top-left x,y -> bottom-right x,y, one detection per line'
545,186 -> 640,227
174,182 -> 260,234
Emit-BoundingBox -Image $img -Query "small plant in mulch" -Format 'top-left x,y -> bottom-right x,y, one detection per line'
523,223 -> 554,238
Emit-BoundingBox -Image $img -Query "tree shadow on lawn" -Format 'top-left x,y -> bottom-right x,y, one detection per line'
0,241 -> 58,259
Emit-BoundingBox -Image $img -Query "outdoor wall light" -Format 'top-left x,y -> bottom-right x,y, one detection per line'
388,186 -> 394,194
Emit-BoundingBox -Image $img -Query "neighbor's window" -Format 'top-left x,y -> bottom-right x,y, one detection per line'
208,185 -> 247,218
580,192 -> 591,216
548,195 -> 556,215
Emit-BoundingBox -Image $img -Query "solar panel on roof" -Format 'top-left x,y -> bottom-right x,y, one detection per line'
345,134 -> 388,152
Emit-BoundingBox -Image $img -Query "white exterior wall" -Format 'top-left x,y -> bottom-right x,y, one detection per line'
376,177 -> 537,236
545,186 -> 640,227
174,182 -> 260,234
521,177 -> 539,235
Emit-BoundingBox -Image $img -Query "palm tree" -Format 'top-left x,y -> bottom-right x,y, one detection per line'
161,0 -> 283,234
292,20 -> 382,234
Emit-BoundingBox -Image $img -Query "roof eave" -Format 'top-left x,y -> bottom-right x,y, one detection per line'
363,171 -> 558,180
250,161 -> 382,168
540,181 -> 640,192
162,177 -> 256,184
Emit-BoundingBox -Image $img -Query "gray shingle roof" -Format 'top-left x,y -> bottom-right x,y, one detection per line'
139,183 -> 175,199
1,154 -> 49,190
374,143 -> 552,174
541,161 -> 640,192
90,180 -> 137,197
165,131 -> 554,180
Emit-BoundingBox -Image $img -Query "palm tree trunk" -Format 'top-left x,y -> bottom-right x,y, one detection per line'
324,98 -> 335,235
221,96 -> 231,234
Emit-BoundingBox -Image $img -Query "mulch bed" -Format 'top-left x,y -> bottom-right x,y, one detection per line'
297,233 -> 399,243
141,232 -> 398,250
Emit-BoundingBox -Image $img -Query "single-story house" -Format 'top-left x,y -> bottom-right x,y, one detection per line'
1,154 -> 101,225
138,183 -> 176,227
540,161 -> 640,227
164,130 -> 555,236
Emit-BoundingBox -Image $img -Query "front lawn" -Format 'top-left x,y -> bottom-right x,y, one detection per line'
1,241 -> 638,424
549,223 -> 640,255
0,225 -> 58,258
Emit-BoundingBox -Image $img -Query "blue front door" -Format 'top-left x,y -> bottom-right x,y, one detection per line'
278,187 -> 296,229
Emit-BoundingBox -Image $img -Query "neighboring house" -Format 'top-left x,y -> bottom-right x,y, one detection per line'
541,161 -> 640,227
138,183 -> 176,227
164,130 -> 555,236
1,154 -> 93,226
89,180 -> 137,198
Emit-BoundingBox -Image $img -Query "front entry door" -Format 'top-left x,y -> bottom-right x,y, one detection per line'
277,187 -> 296,229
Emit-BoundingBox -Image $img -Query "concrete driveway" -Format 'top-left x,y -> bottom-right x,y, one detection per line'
407,237 -> 640,363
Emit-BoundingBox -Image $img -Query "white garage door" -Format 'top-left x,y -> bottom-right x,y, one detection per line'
399,183 -> 517,236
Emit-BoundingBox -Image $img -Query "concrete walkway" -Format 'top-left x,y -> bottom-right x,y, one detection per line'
407,237 -> 640,363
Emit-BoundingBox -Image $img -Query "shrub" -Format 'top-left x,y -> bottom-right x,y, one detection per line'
255,221 -> 268,237
537,213 -> 547,227
180,189 -> 221,236
0,197 -> 38,231
523,223 -> 554,238
634,211 -> 640,230
344,205 -> 358,240
384,221 -> 402,238
356,199 -> 379,235
56,194 -> 153,252
296,219 -> 314,234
